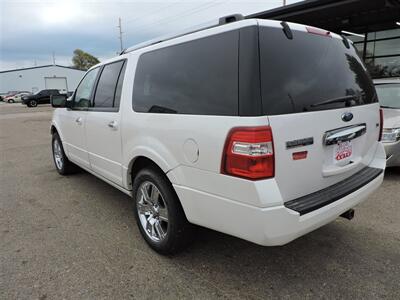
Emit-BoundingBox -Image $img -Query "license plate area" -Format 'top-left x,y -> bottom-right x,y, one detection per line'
334,141 -> 353,163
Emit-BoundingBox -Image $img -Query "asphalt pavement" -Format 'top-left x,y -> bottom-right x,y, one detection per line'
1,103 -> 399,299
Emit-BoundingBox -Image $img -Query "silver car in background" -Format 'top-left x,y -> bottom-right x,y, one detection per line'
374,79 -> 400,167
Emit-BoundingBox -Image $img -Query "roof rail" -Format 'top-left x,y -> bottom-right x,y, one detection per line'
122,13 -> 244,54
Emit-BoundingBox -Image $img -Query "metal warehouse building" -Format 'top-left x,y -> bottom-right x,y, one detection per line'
0,65 -> 85,94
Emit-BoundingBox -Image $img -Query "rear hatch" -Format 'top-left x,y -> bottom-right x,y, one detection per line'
258,21 -> 381,202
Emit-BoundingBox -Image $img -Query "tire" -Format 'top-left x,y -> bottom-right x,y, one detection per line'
132,167 -> 195,255
52,133 -> 78,175
8,99 -> 14,103
29,100 -> 38,107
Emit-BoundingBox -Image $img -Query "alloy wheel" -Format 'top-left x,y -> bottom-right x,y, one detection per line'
53,139 -> 64,170
136,181 -> 169,242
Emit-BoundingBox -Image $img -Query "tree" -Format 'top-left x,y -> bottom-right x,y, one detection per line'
72,49 -> 100,71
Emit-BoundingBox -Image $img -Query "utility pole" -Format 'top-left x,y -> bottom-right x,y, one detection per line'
52,51 -> 56,65
283,0 -> 286,6
117,17 -> 124,53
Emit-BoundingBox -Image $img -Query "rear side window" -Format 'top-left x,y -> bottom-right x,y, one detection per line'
259,26 -> 377,115
132,31 -> 239,115
93,60 -> 125,109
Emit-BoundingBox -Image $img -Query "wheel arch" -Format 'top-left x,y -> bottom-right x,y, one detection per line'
50,122 -> 66,146
126,155 -> 179,189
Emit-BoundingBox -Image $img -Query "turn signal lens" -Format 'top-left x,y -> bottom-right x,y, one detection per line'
221,126 -> 274,180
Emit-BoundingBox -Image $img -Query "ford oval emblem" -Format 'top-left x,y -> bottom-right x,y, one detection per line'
342,112 -> 353,122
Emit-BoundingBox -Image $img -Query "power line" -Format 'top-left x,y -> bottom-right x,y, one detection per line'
133,1 -> 222,34
125,2 -> 180,25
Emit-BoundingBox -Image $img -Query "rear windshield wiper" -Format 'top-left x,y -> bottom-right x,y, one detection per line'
311,95 -> 359,108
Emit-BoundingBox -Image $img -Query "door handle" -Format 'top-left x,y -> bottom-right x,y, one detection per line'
75,117 -> 83,125
108,120 -> 118,129
324,124 -> 366,146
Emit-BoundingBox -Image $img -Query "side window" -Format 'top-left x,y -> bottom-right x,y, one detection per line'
74,67 -> 100,108
132,31 -> 239,115
92,60 -> 125,109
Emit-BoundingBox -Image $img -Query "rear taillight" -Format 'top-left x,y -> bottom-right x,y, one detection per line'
379,108 -> 383,141
221,126 -> 274,180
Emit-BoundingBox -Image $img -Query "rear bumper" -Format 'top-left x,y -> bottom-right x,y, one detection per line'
384,141 -> 400,167
174,171 -> 383,246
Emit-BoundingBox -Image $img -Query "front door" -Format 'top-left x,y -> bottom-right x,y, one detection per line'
61,67 -> 100,169
85,60 -> 126,186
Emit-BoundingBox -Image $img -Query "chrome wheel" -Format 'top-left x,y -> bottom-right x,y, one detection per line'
136,181 -> 169,242
53,139 -> 64,170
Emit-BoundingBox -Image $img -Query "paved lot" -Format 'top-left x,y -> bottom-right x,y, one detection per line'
1,103 -> 399,299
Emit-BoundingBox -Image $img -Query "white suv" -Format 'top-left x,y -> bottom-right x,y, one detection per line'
51,17 -> 386,254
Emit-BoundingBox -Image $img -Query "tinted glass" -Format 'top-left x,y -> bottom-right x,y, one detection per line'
49,90 -> 59,95
132,31 -> 238,115
366,39 -> 400,57
74,68 -> 100,108
114,61 -> 127,108
365,56 -> 400,78
375,83 -> 400,109
259,27 -> 377,115
93,60 -> 124,108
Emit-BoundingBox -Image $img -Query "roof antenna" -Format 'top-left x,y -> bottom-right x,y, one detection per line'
280,21 -> 293,40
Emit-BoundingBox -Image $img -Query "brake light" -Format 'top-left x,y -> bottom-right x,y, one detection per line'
221,126 -> 274,180
379,108 -> 383,141
306,26 -> 332,37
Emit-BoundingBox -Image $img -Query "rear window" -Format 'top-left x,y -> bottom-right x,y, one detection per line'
375,83 -> 400,109
132,31 -> 238,115
259,26 -> 377,115
93,60 -> 125,109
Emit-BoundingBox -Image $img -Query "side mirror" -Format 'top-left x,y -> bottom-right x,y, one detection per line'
51,95 -> 67,108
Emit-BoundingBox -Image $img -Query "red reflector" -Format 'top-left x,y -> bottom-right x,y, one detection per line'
306,26 -> 331,37
292,151 -> 308,160
221,126 -> 274,180
379,108 -> 383,141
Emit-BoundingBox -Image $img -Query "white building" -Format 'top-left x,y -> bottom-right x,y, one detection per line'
0,65 -> 86,94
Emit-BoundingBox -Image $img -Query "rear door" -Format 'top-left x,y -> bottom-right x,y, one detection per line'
258,21 -> 380,202
85,60 -> 126,185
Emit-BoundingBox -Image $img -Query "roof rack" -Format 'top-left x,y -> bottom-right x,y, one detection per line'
122,14 -> 244,54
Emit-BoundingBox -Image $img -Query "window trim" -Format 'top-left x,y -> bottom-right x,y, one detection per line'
88,59 -> 127,113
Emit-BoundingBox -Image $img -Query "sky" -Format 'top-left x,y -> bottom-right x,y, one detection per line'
0,0 -> 301,71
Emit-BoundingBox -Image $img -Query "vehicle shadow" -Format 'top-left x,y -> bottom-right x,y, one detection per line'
384,167 -> 400,181
68,169 -> 399,298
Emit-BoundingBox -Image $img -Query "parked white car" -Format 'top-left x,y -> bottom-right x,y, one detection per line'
374,78 -> 400,167
6,92 -> 31,103
50,16 -> 386,254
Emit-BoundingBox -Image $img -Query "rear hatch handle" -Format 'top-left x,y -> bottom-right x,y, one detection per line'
324,124 -> 366,146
